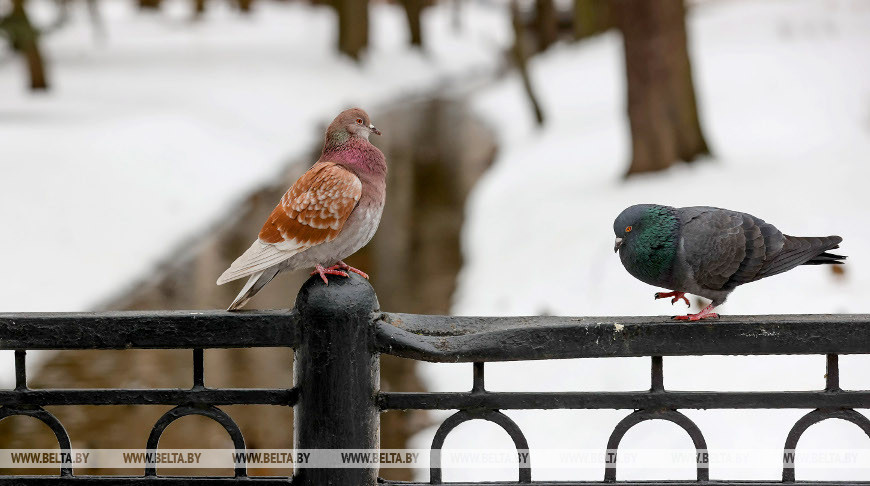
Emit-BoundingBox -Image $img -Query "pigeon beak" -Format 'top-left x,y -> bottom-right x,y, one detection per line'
614,237 -> 623,253
369,124 -> 381,136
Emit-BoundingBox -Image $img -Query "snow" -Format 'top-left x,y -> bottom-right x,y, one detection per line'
0,0 -> 509,384
412,0 -> 870,481
0,0 -> 509,314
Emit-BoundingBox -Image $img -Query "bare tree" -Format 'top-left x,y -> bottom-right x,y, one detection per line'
334,0 -> 368,60
615,0 -> 709,176
534,0 -> 558,50
236,0 -> 253,13
138,0 -> 162,9
573,0 -> 612,39
511,0 -> 544,125
1,0 -> 49,90
398,0 -> 425,47
193,0 -> 206,16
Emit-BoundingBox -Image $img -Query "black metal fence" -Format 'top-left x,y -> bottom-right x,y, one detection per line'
1,273 -> 869,485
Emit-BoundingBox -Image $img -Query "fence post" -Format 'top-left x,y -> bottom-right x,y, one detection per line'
292,272 -> 381,486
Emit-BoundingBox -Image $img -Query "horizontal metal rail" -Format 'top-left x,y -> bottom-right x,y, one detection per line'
0,388 -> 296,406
0,478 -> 291,485
379,390 -> 870,410
0,310 -> 299,349
3,310 -> 867,357
379,482 -> 870,486
375,313 -> 870,361
0,479 -> 867,486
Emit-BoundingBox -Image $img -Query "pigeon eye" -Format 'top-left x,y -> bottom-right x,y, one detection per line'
356,118 -> 363,125
625,226 -> 632,233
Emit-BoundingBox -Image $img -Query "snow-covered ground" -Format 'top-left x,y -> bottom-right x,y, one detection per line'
412,0 -> 870,481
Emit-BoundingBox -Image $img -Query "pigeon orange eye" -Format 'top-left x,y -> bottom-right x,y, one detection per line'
625,226 -> 632,233
356,118 -> 363,125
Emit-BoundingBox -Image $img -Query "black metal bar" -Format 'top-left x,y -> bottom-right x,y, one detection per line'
14,349 -> 26,390
292,274 -> 380,486
651,356 -> 663,392
4,479 -> 868,486
0,310 -> 300,350
378,390 -> 870,410
375,313 -> 870,361
194,348 -> 205,388
379,482 -> 870,486
472,362 -> 485,393
0,477 -> 293,485
0,388 -> 296,406
826,353 -> 839,391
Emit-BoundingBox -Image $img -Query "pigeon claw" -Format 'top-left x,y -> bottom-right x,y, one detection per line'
673,313 -> 720,321
654,291 -> 690,308
311,264 -> 349,285
673,304 -> 719,321
329,261 -> 369,280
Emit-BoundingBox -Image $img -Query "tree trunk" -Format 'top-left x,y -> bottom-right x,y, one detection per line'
399,0 -> 424,47
616,0 -> 709,176
6,0 -> 49,90
535,0 -> 558,51
237,0 -> 253,13
193,0 -> 206,16
511,0 -> 544,126
335,0 -> 368,60
138,0 -> 162,9
573,0 -> 612,39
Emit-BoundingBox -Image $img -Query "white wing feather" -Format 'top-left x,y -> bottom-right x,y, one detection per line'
216,239 -> 302,285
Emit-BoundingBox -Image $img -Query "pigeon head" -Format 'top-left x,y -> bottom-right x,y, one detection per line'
613,204 -> 660,253
613,204 -> 680,283
324,108 -> 381,150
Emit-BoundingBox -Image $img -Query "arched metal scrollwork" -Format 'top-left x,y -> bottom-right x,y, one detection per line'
782,408 -> 870,482
604,408 -> 709,482
429,409 -> 531,484
0,406 -> 74,477
144,404 -> 247,478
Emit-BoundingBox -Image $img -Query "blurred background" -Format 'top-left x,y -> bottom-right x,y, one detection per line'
1,0 -> 869,481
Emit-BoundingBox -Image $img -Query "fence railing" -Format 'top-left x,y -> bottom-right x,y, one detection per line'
0,273 -> 869,485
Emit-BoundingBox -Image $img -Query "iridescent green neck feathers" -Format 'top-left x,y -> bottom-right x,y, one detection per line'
616,205 -> 680,286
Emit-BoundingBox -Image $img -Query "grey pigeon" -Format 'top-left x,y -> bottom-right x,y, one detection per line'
613,204 -> 845,320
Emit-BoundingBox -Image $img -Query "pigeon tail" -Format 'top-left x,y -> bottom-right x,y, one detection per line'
759,235 -> 844,279
803,248 -> 847,265
227,266 -> 281,311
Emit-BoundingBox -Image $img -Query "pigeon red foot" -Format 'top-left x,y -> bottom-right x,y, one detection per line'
673,304 -> 719,321
311,264 -> 349,284
327,261 -> 369,279
654,291 -> 690,307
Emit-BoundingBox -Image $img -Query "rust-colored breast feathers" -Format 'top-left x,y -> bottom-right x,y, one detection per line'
259,162 -> 362,249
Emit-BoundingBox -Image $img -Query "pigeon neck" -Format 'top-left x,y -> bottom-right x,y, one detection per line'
321,137 -> 386,179
620,207 -> 679,283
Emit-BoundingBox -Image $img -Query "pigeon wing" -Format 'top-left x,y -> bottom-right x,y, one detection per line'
216,162 -> 362,285
679,207 -> 748,291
